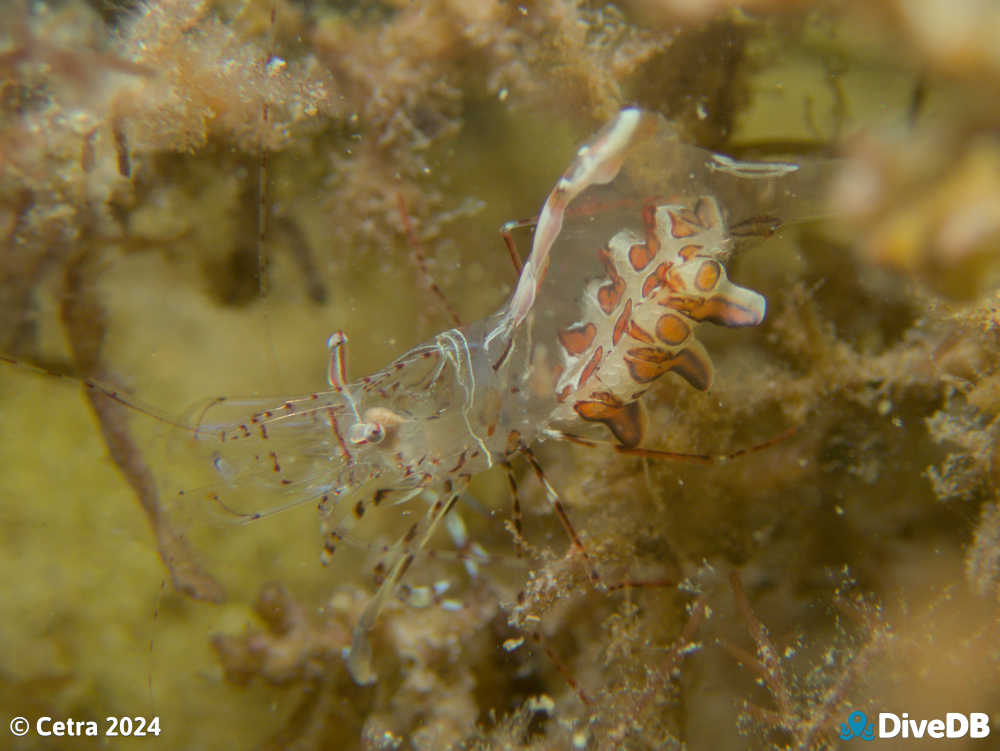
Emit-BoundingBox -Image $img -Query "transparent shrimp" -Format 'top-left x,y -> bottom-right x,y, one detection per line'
155,108 -> 836,684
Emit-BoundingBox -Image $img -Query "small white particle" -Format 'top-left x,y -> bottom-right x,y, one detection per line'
526,694 -> 555,714
266,57 -> 287,76
503,637 -> 525,652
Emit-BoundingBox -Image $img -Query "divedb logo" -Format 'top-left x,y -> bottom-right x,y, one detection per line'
840,710 -> 991,741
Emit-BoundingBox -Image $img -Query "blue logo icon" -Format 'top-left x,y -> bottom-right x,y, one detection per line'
840,711 -> 876,741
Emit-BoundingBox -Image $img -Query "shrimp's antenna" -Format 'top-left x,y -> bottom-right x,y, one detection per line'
256,3 -> 275,301
397,192 -> 462,327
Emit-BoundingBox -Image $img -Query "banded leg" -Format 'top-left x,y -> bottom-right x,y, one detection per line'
346,476 -> 469,684
548,425 -> 798,465
531,630 -> 592,706
317,491 -> 366,567
318,485 -> 422,566
394,506 -> 488,606
499,217 -> 538,275
397,192 -> 462,327
500,458 -> 527,556
519,443 -> 602,587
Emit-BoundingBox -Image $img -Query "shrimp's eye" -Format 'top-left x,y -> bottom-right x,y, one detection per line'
349,422 -> 385,445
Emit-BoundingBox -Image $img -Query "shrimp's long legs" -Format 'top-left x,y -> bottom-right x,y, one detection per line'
347,477 -> 469,684
520,443 -> 602,588
499,217 -> 537,275
548,425 -> 798,464
500,458 -> 527,556
531,630 -> 592,705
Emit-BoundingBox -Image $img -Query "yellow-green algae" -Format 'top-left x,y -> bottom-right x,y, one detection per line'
2,2 -> 1000,750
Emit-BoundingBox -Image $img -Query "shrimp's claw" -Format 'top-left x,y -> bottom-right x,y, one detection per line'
346,629 -> 377,685
344,478 -> 468,684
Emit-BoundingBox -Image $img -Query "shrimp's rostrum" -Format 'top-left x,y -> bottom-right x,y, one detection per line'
156,109 -> 831,684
